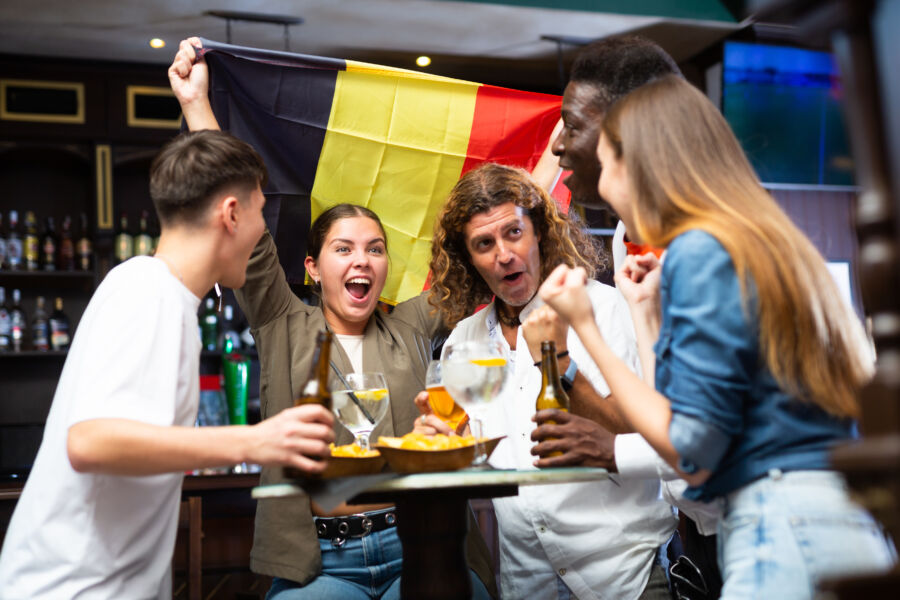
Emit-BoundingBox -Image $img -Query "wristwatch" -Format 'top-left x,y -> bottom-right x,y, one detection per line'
561,357 -> 577,392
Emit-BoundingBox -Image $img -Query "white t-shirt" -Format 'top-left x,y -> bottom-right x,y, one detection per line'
0,257 -> 201,600
446,281 -> 677,600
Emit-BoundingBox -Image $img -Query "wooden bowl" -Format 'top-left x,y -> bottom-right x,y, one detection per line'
320,454 -> 386,479
374,437 -> 504,474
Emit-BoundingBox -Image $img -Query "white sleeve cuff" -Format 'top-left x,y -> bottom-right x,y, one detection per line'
614,433 -> 679,480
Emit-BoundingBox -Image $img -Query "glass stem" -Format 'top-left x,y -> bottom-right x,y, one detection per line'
470,419 -> 487,466
357,433 -> 371,451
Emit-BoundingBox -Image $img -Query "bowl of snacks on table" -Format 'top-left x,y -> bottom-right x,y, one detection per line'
374,432 -> 504,473
320,443 -> 386,478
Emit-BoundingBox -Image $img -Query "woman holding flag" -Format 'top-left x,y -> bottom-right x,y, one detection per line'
169,38 -> 495,600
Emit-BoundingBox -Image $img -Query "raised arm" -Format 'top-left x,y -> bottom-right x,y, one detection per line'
235,230 -> 296,330
539,265 -> 712,486
531,118 -> 564,192
168,37 -> 220,131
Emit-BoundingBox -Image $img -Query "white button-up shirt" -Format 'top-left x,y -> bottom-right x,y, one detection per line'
446,280 -> 677,600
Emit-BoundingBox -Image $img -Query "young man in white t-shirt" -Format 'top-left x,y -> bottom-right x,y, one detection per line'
0,130 -> 335,599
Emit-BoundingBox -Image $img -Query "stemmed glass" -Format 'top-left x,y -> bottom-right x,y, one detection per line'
331,372 -> 391,451
425,360 -> 469,434
441,340 -> 509,468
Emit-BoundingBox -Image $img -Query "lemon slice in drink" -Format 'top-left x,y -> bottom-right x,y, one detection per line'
355,388 -> 389,402
470,357 -> 506,367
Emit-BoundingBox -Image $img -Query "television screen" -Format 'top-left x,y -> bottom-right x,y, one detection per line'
723,41 -> 855,185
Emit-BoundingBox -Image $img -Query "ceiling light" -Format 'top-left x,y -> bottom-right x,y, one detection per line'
149,38 -> 166,49
416,56 -> 431,68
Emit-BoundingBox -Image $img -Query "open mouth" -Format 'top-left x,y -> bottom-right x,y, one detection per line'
345,277 -> 372,301
502,272 -> 524,285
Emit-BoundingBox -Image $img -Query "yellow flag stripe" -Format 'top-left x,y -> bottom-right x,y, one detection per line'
311,69 -> 479,303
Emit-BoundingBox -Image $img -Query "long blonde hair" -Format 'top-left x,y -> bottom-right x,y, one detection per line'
602,75 -> 871,418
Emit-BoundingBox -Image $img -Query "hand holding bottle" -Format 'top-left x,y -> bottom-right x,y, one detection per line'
245,403 -> 335,475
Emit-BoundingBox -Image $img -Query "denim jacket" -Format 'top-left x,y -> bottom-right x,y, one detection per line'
655,230 -> 854,501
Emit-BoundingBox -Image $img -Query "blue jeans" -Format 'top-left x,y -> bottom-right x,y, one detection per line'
718,469 -> 896,600
266,525 -> 491,599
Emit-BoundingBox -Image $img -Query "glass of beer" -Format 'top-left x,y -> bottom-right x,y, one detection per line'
425,360 -> 469,434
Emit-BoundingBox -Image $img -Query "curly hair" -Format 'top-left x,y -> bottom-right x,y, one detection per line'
429,163 -> 608,328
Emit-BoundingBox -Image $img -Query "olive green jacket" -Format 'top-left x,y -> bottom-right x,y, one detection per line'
235,231 -> 496,596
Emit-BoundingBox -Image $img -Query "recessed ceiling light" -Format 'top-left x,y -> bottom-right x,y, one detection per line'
416,56 -> 431,68
149,38 -> 166,49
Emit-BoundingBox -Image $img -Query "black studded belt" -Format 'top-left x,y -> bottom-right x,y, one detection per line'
315,509 -> 398,547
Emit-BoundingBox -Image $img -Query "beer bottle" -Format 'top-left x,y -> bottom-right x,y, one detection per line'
114,212 -> 133,264
41,216 -> 58,271
49,297 -> 71,351
200,297 -> 219,351
76,213 -> 93,272
23,211 -> 39,271
31,296 -> 50,352
9,289 -> 27,352
134,209 -> 154,256
535,341 -> 570,456
285,330 -> 333,479
0,212 -> 7,270
0,287 -> 10,351
7,211 -> 22,271
58,215 -> 76,271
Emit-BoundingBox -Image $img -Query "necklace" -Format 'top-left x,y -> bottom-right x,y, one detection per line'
154,254 -> 185,283
495,301 -> 521,328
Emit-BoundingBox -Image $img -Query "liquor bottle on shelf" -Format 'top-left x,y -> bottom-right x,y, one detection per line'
58,215 -> 76,271
0,287 -> 10,351
0,212 -> 7,270
220,304 -> 241,352
133,210 -> 154,257
49,297 -> 71,351
534,340 -> 571,457
24,211 -> 40,271
114,212 -> 133,264
200,297 -> 219,351
7,211 -> 23,271
41,216 -> 58,272
31,296 -> 50,352
285,329 -> 333,479
76,213 -> 93,272
10,289 -> 28,352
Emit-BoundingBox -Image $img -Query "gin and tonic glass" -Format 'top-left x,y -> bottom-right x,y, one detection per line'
441,340 -> 509,468
331,372 -> 391,451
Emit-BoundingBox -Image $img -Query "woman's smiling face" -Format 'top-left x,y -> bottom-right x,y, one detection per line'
305,216 -> 389,335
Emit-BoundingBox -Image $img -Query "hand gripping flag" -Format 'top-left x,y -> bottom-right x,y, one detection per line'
198,39 -> 563,304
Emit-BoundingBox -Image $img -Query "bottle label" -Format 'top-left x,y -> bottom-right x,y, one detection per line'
43,239 -> 57,270
0,309 -> 10,349
50,327 -> 70,350
7,238 -> 22,268
25,237 -> 39,269
33,323 -> 49,351
134,235 -> 153,257
115,234 -> 133,262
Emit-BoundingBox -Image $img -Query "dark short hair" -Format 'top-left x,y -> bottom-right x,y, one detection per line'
150,129 -> 268,226
570,35 -> 681,111
308,203 -> 388,260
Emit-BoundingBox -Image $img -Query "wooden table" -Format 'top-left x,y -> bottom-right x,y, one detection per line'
253,468 -> 609,599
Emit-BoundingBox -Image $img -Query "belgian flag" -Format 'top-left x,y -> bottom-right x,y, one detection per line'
199,39 -> 562,303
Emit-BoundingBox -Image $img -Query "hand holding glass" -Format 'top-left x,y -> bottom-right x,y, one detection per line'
441,341 -> 509,468
331,372 -> 390,451
425,360 -> 469,434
